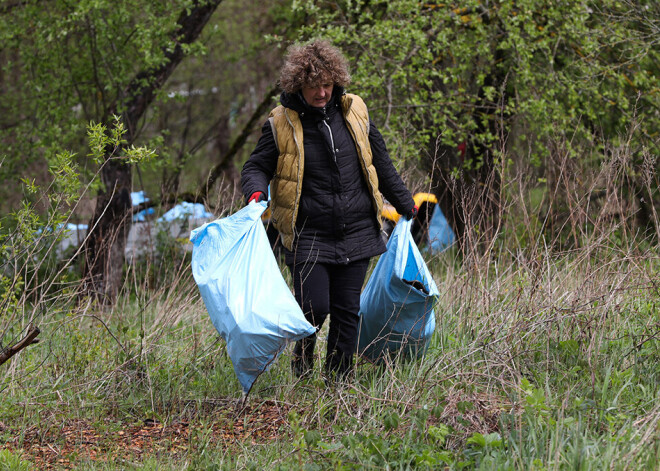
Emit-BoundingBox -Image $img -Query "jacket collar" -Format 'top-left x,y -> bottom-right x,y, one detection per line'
280,86 -> 345,120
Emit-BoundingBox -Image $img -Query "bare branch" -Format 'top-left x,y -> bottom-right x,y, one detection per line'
0,324 -> 40,367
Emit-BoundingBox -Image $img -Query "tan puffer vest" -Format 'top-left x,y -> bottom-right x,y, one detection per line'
268,93 -> 383,250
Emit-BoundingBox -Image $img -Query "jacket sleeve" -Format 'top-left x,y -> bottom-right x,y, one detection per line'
240,120 -> 278,204
369,120 -> 415,216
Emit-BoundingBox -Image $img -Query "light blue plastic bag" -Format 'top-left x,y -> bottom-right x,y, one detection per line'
428,204 -> 456,253
358,217 -> 439,361
190,201 -> 315,394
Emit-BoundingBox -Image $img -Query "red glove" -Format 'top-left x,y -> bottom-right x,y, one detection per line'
247,191 -> 265,204
405,204 -> 418,220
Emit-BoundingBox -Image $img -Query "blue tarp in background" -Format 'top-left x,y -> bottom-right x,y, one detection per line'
131,191 -> 155,222
160,202 -> 214,223
130,191 -> 213,223
130,191 -> 149,206
428,204 -> 456,253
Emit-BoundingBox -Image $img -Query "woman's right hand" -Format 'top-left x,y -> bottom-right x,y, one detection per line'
248,191 -> 266,204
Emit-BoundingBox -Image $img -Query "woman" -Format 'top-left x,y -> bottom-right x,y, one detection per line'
241,39 -> 417,382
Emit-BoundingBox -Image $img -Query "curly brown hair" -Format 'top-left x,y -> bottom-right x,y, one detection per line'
278,39 -> 351,94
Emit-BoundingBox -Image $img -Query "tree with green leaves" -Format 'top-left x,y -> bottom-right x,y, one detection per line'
291,0 -> 659,249
1,0 -> 304,304
1,0 -> 231,303
81,0 -> 224,303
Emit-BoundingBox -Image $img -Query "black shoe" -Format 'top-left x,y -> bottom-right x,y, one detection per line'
292,358 -> 313,379
324,349 -> 354,385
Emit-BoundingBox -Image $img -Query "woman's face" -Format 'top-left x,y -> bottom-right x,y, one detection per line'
301,82 -> 333,108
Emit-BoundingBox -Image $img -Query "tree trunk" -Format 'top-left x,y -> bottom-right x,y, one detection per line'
84,158 -> 133,302
201,84 -> 278,198
423,97 -> 504,257
83,0 -> 223,304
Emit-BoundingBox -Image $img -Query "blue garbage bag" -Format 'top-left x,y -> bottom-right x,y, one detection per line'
190,201 -> 315,394
358,217 -> 439,361
428,204 -> 455,253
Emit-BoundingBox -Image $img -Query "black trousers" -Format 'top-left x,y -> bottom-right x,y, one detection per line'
289,258 -> 370,378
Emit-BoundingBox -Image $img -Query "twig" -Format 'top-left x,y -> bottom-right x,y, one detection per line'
0,324 -> 40,367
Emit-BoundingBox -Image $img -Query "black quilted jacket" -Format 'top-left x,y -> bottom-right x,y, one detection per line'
241,87 -> 414,266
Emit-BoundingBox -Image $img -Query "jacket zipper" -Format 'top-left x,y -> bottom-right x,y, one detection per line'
322,119 -> 337,163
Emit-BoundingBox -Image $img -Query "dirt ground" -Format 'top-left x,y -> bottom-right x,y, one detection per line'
3,399 -> 290,469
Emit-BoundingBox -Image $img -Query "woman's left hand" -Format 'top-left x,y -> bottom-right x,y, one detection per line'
405,205 -> 419,220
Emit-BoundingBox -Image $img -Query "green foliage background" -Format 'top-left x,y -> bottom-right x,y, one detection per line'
293,0 -> 658,168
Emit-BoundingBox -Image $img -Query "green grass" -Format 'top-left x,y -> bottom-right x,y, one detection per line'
1,240 -> 659,470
